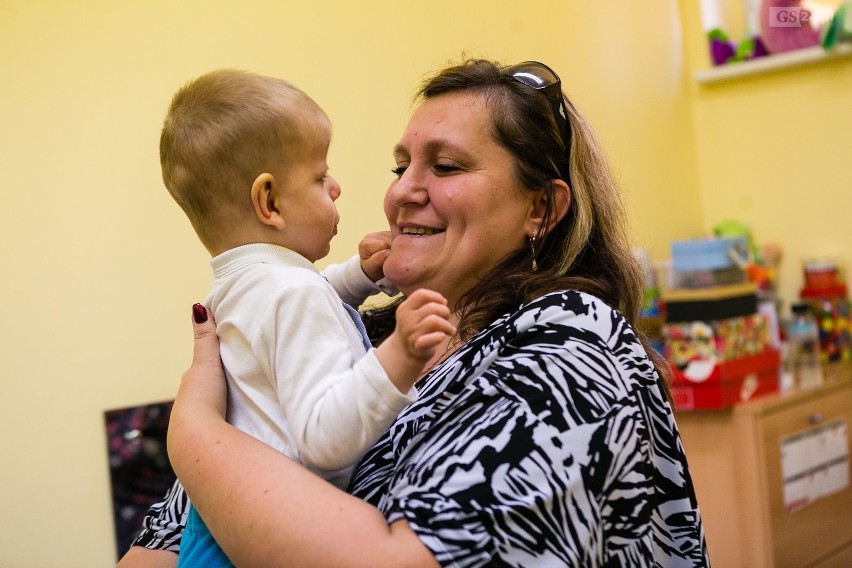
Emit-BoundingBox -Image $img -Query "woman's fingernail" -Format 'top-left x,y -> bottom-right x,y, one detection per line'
192,303 -> 208,324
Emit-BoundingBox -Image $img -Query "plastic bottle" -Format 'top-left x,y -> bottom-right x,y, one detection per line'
786,303 -> 824,391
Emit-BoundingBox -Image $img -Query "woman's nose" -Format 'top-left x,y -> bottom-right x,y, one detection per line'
386,167 -> 428,208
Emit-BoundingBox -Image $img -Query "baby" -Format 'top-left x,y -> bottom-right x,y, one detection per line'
159,69 -> 454,567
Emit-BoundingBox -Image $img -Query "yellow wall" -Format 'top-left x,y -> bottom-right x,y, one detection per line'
681,0 -> 852,306
0,1 -> 699,566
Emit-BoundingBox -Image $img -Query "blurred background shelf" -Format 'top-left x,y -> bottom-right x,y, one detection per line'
695,43 -> 852,84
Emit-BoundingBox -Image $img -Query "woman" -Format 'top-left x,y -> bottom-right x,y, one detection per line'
126,59 -> 708,567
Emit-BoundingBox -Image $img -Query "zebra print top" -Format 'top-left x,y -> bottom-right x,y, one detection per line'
348,290 -> 709,567
133,290 -> 708,566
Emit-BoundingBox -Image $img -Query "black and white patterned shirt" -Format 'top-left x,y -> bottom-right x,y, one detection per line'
349,291 -> 708,567
134,291 -> 709,567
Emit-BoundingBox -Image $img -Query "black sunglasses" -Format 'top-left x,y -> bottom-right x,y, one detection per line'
505,61 -> 572,180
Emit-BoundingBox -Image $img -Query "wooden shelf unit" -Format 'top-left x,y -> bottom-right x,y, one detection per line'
676,367 -> 852,567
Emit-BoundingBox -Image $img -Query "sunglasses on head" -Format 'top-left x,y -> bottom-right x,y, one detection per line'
505,61 -> 572,180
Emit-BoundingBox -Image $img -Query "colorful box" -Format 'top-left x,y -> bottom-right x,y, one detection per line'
664,312 -> 772,366
670,349 -> 780,411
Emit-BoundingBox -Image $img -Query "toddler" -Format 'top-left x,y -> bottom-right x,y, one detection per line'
159,69 -> 454,567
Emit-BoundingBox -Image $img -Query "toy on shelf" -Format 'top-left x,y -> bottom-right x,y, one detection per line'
707,27 -> 769,65
708,27 -> 736,65
799,261 -> 852,362
822,2 -> 852,48
713,219 -> 782,297
759,0 -> 821,53
665,311 -> 773,371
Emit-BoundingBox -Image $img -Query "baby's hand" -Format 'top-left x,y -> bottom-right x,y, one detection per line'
358,231 -> 393,283
394,289 -> 456,361
374,289 -> 456,393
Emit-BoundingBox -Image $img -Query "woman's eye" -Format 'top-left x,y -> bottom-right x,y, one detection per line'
391,166 -> 407,178
432,163 -> 459,175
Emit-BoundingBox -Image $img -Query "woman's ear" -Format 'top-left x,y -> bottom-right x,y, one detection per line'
527,179 -> 571,237
251,172 -> 286,230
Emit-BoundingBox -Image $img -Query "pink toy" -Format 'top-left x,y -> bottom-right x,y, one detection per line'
760,0 -> 821,53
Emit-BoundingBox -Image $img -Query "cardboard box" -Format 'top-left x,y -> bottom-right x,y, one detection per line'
670,349 -> 780,411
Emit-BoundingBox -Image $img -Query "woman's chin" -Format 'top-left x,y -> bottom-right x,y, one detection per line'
383,257 -> 426,293
382,267 -> 415,292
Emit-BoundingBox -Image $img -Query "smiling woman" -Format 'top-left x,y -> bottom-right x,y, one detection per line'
383,90 -> 550,313
121,58 -> 709,568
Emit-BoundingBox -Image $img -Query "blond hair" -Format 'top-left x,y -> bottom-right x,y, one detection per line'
160,69 -> 327,250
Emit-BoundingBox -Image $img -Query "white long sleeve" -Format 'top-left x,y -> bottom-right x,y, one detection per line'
321,254 -> 381,308
205,244 -> 415,486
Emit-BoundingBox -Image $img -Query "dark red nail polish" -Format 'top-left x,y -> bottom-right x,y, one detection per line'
192,303 -> 208,324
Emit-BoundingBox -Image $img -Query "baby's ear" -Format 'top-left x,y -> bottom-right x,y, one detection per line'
251,173 -> 285,229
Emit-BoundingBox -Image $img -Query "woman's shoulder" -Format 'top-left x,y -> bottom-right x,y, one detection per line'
495,289 -> 653,384
454,289 -> 649,387
525,288 -> 618,311
509,289 -> 632,337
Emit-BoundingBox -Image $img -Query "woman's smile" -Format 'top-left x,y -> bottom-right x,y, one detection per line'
399,226 -> 445,236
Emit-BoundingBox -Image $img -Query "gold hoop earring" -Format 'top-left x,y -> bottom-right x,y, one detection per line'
530,236 -> 538,272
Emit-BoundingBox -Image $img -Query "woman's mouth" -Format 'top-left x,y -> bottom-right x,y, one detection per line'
400,227 -> 444,236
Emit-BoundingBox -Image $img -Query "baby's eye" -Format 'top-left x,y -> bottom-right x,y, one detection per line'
391,165 -> 407,178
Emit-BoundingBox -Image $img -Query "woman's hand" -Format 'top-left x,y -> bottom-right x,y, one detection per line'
174,304 -> 227,418
166,304 -> 228,479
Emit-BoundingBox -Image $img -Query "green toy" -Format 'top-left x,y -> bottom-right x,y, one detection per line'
822,2 -> 852,48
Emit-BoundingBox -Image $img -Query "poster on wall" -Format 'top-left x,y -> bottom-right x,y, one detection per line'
104,400 -> 176,559
781,418 -> 850,512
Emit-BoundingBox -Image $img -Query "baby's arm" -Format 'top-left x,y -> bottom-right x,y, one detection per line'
374,289 -> 456,394
323,232 -> 398,306
255,275 -> 451,471
265,283 -> 444,471
321,254 -> 380,307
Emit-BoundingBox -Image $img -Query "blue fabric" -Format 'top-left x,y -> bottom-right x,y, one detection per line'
342,302 -> 372,351
176,505 -> 234,568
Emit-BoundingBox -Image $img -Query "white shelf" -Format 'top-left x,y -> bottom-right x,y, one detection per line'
694,44 -> 852,84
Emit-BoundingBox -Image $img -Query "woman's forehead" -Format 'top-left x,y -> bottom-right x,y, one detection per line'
395,92 -> 493,154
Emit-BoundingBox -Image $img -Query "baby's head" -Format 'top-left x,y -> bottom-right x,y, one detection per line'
161,69 -> 336,257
